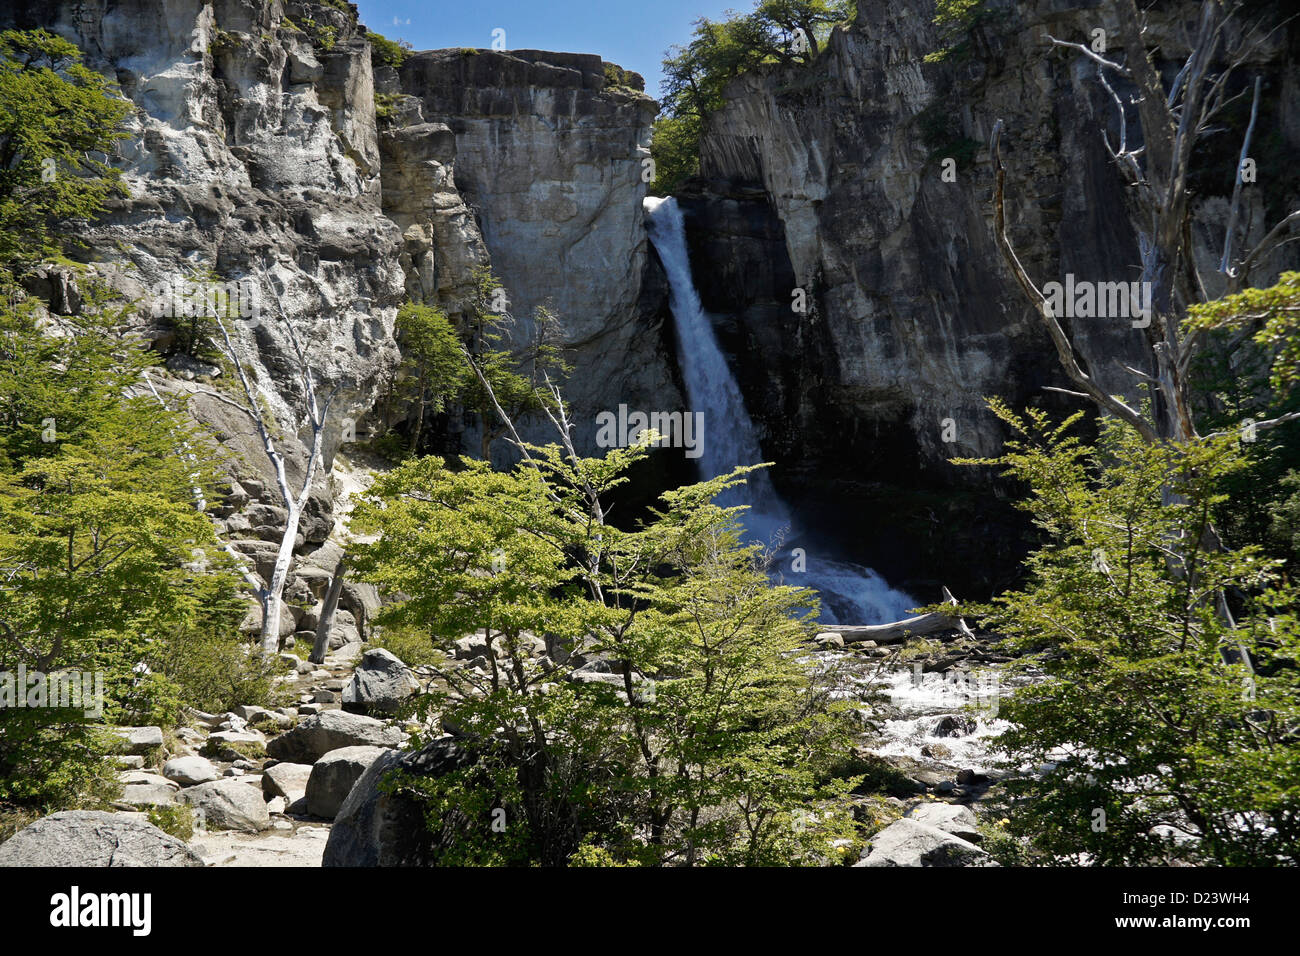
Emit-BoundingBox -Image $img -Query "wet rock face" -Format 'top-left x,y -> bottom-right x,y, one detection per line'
685,0 -> 1300,595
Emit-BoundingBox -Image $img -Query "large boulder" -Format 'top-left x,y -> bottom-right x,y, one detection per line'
178,779 -> 271,833
854,819 -> 994,867
162,756 -> 220,787
323,737 -> 475,866
306,746 -> 387,819
0,811 -> 203,867
111,726 -> 164,755
906,802 -> 982,842
262,762 -> 315,804
341,648 -> 419,715
266,710 -> 407,764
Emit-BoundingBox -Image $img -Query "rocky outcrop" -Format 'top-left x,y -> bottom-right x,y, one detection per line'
854,817 -> 994,867
306,745 -> 386,819
389,49 -> 682,457
0,811 -> 204,867
323,736 -> 475,867
265,709 -> 408,764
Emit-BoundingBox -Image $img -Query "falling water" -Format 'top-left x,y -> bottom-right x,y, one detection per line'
644,196 -> 916,624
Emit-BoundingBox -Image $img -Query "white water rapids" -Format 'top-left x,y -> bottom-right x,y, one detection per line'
643,196 -> 917,625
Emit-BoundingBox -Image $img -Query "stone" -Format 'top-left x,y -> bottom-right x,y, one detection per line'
956,769 -> 990,786
0,811 -> 203,867
266,710 -> 408,764
118,784 -> 179,808
906,803 -> 982,842
324,736 -> 476,866
342,648 -> 420,715
930,715 -> 978,738
262,762 -> 315,804
189,825 -> 330,868
162,756 -> 220,787
306,746 -> 387,819
111,726 -> 164,755
854,819 -> 994,867
178,779 -> 272,834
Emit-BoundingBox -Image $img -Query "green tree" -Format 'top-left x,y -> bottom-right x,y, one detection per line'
352,415 -> 861,865
651,1 -> 854,195
394,301 -> 467,454
952,401 -> 1300,865
0,29 -> 129,266
0,284 -> 243,810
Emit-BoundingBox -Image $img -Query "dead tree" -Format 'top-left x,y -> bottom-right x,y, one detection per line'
310,554 -> 347,665
206,315 -> 340,655
993,0 -> 1299,444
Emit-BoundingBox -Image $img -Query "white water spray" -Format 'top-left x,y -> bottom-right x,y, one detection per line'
644,196 -> 916,624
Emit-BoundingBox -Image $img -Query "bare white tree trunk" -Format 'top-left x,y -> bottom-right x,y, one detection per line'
205,315 -> 339,655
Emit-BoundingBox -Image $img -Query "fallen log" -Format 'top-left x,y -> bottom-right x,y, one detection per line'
819,587 -> 975,644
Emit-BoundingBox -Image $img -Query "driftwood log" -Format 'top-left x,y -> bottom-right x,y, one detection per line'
820,587 -> 975,644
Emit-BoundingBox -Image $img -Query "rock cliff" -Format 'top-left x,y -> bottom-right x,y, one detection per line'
680,0 -> 1300,593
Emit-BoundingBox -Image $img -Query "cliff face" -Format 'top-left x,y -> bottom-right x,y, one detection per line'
0,0 -> 679,639
388,49 -> 680,455
682,0 -> 1300,593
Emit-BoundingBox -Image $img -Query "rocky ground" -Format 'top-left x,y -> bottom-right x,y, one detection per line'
0,624 -> 1025,868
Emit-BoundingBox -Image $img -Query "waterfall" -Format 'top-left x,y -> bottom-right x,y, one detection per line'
644,196 -> 916,625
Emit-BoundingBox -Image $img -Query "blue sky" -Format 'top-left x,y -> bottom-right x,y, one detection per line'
352,0 -> 741,101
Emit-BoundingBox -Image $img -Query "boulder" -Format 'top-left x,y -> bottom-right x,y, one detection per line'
111,726 -> 164,755
854,819 -> 994,867
341,648 -> 419,715
266,710 -> 407,764
0,811 -> 203,867
162,756 -> 221,787
323,737 -> 475,866
261,762 -> 314,804
906,802 -> 982,842
118,783 -> 178,808
178,779 -> 272,833
306,746 -> 386,819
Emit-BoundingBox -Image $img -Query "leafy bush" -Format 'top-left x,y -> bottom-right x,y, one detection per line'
367,31 -> 409,69
952,402 -> 1300,865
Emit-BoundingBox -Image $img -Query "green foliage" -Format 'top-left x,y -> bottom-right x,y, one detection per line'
950,401 -> 1300,865
924,0 -> 991,63
300,18 -> 337,53
1187,272 -> 1300,399
1185,272 -> 1300,570
367,31 -> 410,69
351,434 -> 863,865
652,1 -> 855,194
374,92 -> 400,121
602,62 -> 643,92
915,100 -> 980,169
146,804 -> 194,841
649,114 -> 701,196
364,623 -> 441,668
0,282 -> 245,810
0,29 -> 130,266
